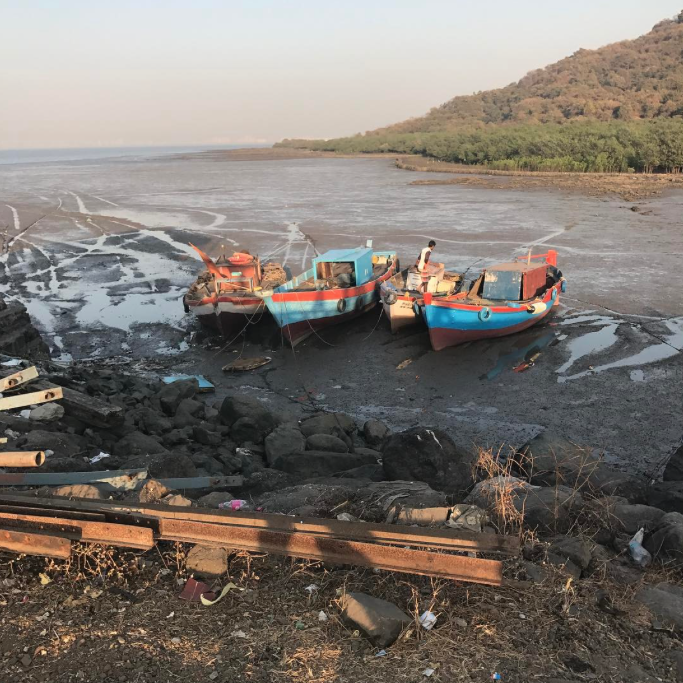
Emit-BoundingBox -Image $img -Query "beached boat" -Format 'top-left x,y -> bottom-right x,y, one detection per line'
420,250 -> 565,351
265,246 -> 398,346
380,267 -> 463,333
183,245 -> 287,337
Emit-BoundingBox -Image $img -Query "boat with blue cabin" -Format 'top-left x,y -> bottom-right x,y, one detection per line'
265,244 -> 398,346
420,250 -> 565,351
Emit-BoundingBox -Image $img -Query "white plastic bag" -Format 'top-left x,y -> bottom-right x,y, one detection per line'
628,528 -> 652,568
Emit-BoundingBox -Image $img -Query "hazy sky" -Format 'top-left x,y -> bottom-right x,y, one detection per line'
1,1 -> 681,149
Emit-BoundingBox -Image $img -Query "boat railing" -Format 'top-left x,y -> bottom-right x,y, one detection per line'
515,249 -> 557,266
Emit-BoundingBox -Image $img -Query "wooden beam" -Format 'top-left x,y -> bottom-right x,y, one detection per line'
0,387 -> 62,412
0,366 -> 39,392
0,527 -> 71,559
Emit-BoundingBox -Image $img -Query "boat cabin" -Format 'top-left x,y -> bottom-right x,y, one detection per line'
214,253 -> 262,292
480,261 -> 548,301
313,248 -> 374,288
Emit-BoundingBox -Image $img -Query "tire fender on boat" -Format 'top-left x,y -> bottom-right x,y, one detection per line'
561,279 -> 567,293
383,290 -> 398,306
337,299 -> 347,313
527,301 -> 548,314
478,307 -> 492,322
551,288 -> 558,301
356,296 -> 365,312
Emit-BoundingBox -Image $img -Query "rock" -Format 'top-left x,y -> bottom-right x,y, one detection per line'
363,419 -> 389,448
664,444 -> 683,481
636,583 -> 683,631
113,432 -> 167,457
306,434 -> 349,453
51,484 -> 106,500
17,430 -> 88,458
155,379 -> 198,416
29,403 -> 65,423
264,426 -> 306,465
447,504 -> 488,532
241,469 -> 295,497
522,560 -> 548,584
125,453 -> 198,479
647,481 -> 683,513
362,481 -> 448,511
547,536 -> 592,578
340,592 -> 411,648
163,494 -> 192,507
162,428 -> 192,447
353,447 -> 382,459
186,545 -> 228,578
177,398 -> 204,417
136,408 -> 173,436
333,463 -> 386,481
0,296 -> 50,359
644,512 -> 683,560
382,426 -> 475,496
256,482 -> 355,514
220,395 -> 278,432
192,425 -> 223,447
271,450 -> 377,478
231,416 -> 271,445
299,413 -> 356,438
137,479 -> 171,503
197,492 -> 234,508
612,503 -> 665,534
670,650 -> 683,682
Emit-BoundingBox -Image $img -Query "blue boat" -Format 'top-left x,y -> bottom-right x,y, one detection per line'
421,250 -> 565,351
265,246 -> 398,346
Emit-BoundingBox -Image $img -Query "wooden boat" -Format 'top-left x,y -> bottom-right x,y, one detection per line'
420,250 -> 565,351
380,268 -> 463,333
183,245 -> 287,337
265,246 -> 398,346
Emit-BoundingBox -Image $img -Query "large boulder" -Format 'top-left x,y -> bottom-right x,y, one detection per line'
306,434 -> 349,453
636,583 -> 683,631
264,426 -> 306,465
113,431 -> 167,457
220,395 -> 278,431
154,379 -> 198,416
382,427 -> 475,496
363,420 -> 389,448
663,444 -> 683,481
612,504 -> 665,535
340,593 -> 411,648
136,407 -> 173,435
299,413 -> 356,438
231,416 -> 272,445
29,403 -> 65,423
125,452 -> 197,479
644,512 -> 683,560
647,481 -> 683,514
17,430 -> 88,458
271,450 -> 377,478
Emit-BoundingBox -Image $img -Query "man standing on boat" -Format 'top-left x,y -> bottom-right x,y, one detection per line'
416,240 -> 445,291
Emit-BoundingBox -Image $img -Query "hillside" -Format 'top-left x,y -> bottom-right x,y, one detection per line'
277,14 -> 683,173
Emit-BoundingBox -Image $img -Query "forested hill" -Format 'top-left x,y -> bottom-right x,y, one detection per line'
276,14 -> 683,173
376,14 -> 683,134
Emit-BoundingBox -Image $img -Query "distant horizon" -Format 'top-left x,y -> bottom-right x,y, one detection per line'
2,1 -> 681,148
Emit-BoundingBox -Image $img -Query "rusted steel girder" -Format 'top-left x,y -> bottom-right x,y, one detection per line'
0,528 -> 71,558
0,511 -> 154,550
0,494 -> 519,555
157,518 -> 504,585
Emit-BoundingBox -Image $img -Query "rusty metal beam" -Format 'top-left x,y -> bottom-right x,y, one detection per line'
0,511 -> 154,550
0,468 -> 147,490
0,366 -> 39,392
157,518 -> 503,585
0,451 -> 45,468
0,493 -> 518,555
0,527 -> 71,559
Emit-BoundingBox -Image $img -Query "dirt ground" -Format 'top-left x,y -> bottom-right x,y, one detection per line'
1,543 -> 681,683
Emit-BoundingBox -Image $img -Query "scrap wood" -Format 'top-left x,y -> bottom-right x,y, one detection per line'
0,527 -> 71,559
0,468 -> 147,490
0,387 -> 63,412
0,438 -> 6,445
0,366 -> 39,392
222,357 -> 272,372
0,451 -> 45,468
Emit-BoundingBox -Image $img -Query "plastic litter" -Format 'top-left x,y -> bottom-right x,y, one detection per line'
162,374 -> 215,392
492,674 -> 502,681
336,512 -> 356,522
1,359 -> 22,367
232,630 -> 247,638
304,584 -> 319,594
423,669 -> 435,677
219,499 -> 249,511
419,611 -> 437,630
201,582 -> 239,606
376,650 -> 387,657
89,452 -> 110,464
628,528 -> 652,568
20,410 -> 31,419
318,610 -> 328,622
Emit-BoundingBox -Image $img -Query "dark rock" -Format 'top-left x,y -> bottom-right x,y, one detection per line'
636,583 -> 683,631
333,464 -> 386,481
217,450 -> 242,475
173,408 -> 201,429
647,481 -> 683,513
162,428 -> 192,447
231,416 -> 272,445
137,479 -> 171,503
271,450 -> 377,478
155,379 -> 198,416
264,426 -> 306,465
41,457 -> 94,474
136,408 -> 173,435
299,413 -> 356,438
612,503 -> 665,534
192,425 -> 223,447
644,512 -> 683,560
353,447 -> 382,459
382,426 -> 475,496
186,545 -> 227,578
0,296 -> 50,359
29,403 -> 64,423
241,469 -> 295,496
256,482 -> 355,514
51,484 -> 106,500
197,492 -> 234,508
362,419 -> 389,448
664,444 -> 683,481
306,434 -> 349,453
17,430 -> 88,458
340,592 -> 410,648
0,414 -> 37,434
177,398 -> 204,417
362,481 -> 448,510
236,447 -> 265,476
113,431 -> 167,457
670,650 -> 683,682
125,453 -> 197,479
547,536 -> 592,578
521,560 -> 548,584
220,395 -> 278,431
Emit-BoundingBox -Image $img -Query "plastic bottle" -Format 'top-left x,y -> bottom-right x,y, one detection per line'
628,528 -> 652,568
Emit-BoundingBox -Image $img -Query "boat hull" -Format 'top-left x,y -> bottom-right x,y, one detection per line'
423,284 -> 561,351
186,295 -> 265,338
382,296 -> 420,333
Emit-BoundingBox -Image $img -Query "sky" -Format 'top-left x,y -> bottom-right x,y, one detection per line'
1,1 -> 681,149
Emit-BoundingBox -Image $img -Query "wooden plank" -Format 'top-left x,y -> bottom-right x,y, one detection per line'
30,380 -> 123,428
0,511 -> 154,550
0,527 -> 71,559
0,366 -> 39,392
0,438 -> 7,445
0,468 -> 147,490
0,387 -> 63,412
0,493 -> 519,555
